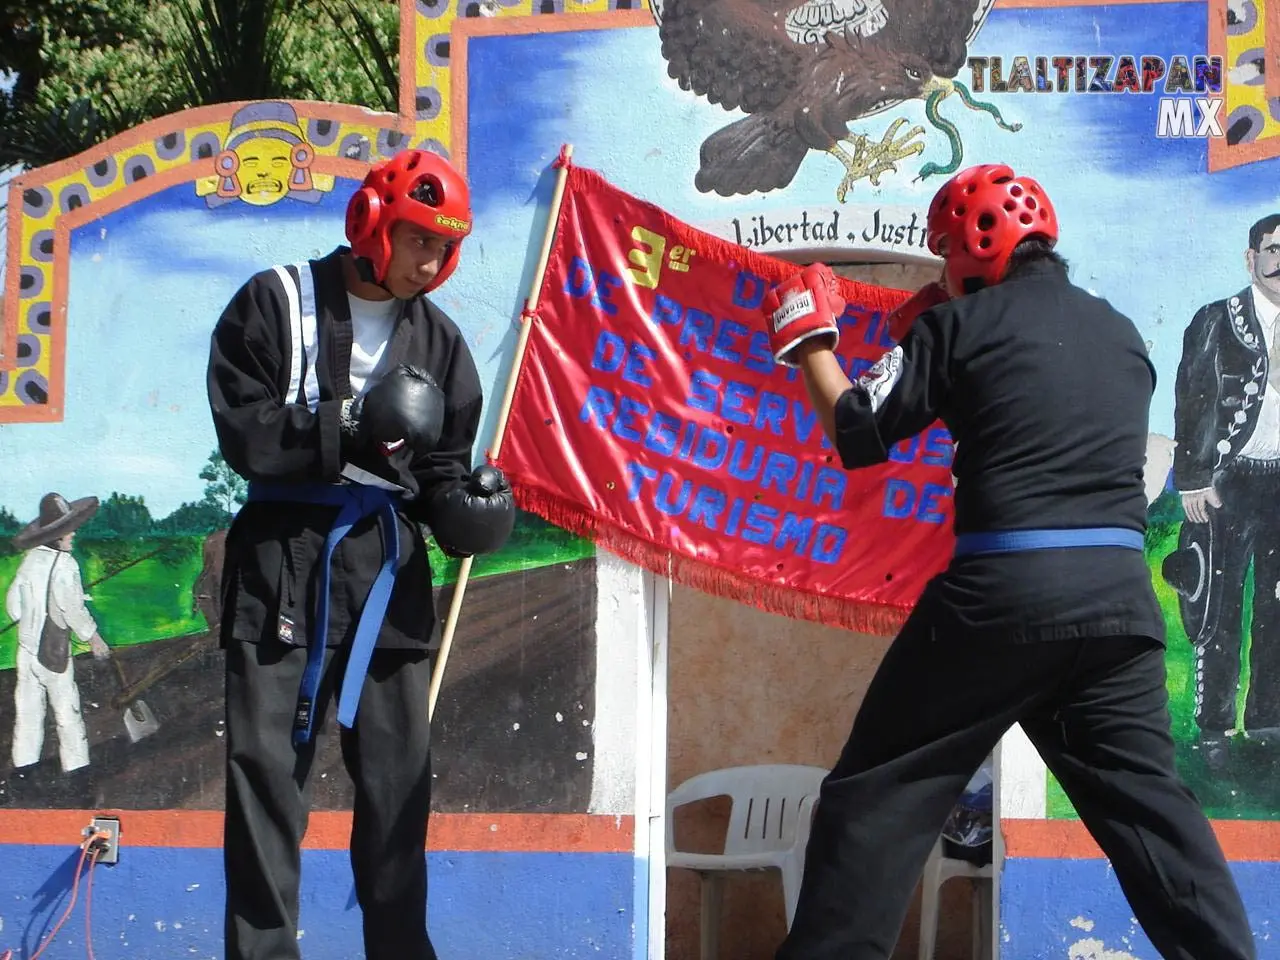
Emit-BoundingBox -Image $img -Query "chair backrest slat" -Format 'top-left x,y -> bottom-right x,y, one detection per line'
667,764 -> 828,856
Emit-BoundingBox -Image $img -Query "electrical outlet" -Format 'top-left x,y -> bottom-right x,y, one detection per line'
86,816 -> 121,865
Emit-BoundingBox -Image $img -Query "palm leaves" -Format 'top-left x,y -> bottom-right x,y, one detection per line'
0,92 -> 157,168
171,0 -> 299,104
0,0 -> 401,172
316,0 -> 399,113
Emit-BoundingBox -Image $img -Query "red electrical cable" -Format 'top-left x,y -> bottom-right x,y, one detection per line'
84,846 -> 100,960
28,840 -> 92,959
2,831 -> 108,960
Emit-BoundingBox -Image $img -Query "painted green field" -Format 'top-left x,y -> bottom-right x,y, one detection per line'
0,511 -> 594,673
427,509 -> 595,584
1045,499 -> 1276,820
0,536 -> 208,671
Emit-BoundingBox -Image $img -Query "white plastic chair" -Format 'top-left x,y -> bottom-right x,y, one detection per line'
918,838 -> 994,960
665,764 -> 828,960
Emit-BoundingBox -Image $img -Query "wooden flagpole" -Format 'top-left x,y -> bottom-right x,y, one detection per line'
427,144 -> 575,721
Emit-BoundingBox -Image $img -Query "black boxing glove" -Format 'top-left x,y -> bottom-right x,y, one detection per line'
425,464 -> 516,557
341,364 -> 445,457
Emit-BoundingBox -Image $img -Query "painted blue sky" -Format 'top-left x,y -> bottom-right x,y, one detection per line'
0,3 -> 1276,517
0,186 -> 356,516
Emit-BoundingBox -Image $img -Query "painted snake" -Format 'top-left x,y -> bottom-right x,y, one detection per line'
916,81 -> 1023,181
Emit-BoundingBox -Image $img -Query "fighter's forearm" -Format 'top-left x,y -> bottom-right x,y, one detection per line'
794,342 -> 853,448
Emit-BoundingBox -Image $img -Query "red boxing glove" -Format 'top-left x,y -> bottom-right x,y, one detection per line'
761,263 -> 847,368
885,282 -> 949,342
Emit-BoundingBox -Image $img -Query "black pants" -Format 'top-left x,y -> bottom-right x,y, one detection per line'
224,637 -> 437,960
1197,462 -> 1280,734
775,610 -> 1256,960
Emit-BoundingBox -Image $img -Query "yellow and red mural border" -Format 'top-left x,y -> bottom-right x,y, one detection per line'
1208,0 -> 1280,171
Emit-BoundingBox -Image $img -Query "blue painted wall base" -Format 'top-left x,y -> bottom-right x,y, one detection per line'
1001,858 -> 1279,958
0,848 -> 637,959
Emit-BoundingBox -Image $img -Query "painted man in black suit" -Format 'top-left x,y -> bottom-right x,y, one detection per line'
1166,213 -> 1280,755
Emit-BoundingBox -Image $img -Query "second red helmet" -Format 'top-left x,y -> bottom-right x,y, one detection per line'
344,149 -> 472,294
925,163 -> 1059,293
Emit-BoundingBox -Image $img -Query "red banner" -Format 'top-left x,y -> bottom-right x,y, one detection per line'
495,159 -> 957,635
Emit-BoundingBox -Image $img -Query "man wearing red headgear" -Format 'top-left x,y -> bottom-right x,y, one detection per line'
760,165 -> 1256,959
207,149 -> 515,960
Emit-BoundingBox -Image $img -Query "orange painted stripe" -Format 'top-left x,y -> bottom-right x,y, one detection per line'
399,0 -> 419,129
1208,0 -> 1280,172
1266,0 -> 1280,104
450,9 -> 658,179
994,0 -> 1189,6
0,402 -> 62,424
1004,818 -> 1280,861
47,210 -> 69,418
1207,0 -> 1230,173
1209,137 -> 1275,185
2,177 -> 20,371
449,17 -> 470,177
1,810 -> 635,853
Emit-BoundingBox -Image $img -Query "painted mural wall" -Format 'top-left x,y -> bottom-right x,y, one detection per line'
0,4 -> 656,959
3,0 -> 1279,957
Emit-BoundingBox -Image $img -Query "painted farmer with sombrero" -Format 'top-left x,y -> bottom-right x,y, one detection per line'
7,492 -> 111,773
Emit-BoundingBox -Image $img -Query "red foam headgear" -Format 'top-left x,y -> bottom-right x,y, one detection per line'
344,149 -> 472,294
925,163 -> 1059,292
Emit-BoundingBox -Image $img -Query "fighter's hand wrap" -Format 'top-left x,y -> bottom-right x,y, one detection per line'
761,263 -> 846,368
425,464 -> 516,557
341,364 -> 446,457
885,282 -> 949,342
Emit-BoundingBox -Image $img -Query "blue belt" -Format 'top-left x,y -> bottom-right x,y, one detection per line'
246,482 -> 401,746
953,526 -> 1144,557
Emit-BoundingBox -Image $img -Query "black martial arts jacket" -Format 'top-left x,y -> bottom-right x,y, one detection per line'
1172,286 -> 1271,491
207,246 -> 483,651
834,258 -> 1166,644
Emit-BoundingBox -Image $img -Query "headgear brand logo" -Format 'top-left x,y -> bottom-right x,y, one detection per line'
435,213 -> 470,233
965,54 -> 1225,139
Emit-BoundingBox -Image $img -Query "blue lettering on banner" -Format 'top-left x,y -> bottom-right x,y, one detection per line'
654,284 -> 895,388
888,427 -> 954,468
882,478 -> 952,524
577,275 -> 953,568
731,269 -> 768,310
565,255 -> 623,315
682,367 -> 831,450
623,460 -> 850,565
591,329 -> 658,388
583,380 -> 847,513
652,291 -> 779,380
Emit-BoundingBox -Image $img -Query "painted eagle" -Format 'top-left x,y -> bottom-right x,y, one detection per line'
652,0 -> 998,199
